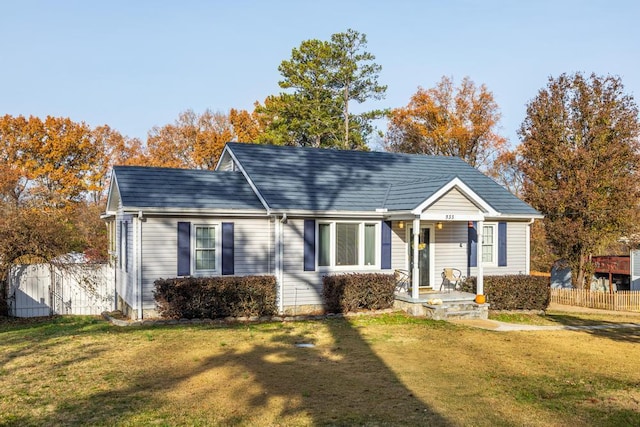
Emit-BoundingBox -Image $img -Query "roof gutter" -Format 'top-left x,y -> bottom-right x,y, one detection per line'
119,207 -> 269,217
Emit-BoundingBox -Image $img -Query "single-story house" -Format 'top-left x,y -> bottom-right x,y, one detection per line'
103,142 -> 542,319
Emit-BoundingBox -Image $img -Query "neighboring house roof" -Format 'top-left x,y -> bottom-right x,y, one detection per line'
224,142 -> 539,216
111,166 -> 265,210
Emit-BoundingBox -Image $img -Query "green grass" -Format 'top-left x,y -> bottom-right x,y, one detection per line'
1,312 -> 639,426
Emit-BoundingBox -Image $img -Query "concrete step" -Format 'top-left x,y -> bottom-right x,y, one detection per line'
423,302 -> 489,321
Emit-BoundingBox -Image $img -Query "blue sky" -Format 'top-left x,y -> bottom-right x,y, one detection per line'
1,0 -> 638,148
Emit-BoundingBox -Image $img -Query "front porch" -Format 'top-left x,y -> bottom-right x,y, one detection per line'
393,291 -> 489,320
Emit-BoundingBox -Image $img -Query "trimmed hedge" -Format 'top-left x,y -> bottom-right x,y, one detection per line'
154,275 -> 277,319
461,275 -> 550,310
323,273 -> 396,313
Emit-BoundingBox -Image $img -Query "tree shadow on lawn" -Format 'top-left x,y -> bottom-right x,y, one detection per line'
6,318 -> 454,426
544,314 -> 640,343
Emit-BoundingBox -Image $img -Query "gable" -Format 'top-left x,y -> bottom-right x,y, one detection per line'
426,188 -> 484,214
105,175 -> 121,214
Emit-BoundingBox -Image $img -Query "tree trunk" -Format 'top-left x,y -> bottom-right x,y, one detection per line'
576,252 -> 589,289
344,87 -> 349,149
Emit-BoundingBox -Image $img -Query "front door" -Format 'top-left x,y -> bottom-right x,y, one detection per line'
409,227 -> 431,288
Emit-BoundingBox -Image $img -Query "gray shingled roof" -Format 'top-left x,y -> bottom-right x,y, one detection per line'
113,166 -> 265,210
227,142 -> 539,215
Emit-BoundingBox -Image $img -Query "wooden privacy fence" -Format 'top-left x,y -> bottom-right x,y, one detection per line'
550,288 -> 640,313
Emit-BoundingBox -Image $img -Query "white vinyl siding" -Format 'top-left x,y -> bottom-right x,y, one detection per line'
281,218 -> 381,310
139,216 -> 273,311
429,188 -> 482,214
115,214 -> 135,310
391,222 -> 407,270
432,222 -> 468,278
466,220 -> 529,276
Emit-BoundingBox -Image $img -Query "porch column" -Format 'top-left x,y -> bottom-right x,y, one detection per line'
476,220 -> 484,297
411,216 -> 420,300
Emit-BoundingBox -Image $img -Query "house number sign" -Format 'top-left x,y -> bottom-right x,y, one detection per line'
445,214 -> 455,220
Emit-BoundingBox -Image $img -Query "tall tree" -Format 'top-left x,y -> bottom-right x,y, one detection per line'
146,109 -> 256,169
519,73 -> 640,287
257,29 -> 386,149
386,76 -> 506,171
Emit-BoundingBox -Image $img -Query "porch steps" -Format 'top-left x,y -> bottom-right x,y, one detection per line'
423,301 -> 489,321
394,292 -> 489,320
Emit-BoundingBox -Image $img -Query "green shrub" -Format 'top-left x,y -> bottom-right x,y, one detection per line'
154,275 -> 277,319
323,273 -> 396,313
461,275 -> 550,310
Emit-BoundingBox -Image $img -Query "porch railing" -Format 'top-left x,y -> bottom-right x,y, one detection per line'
550,288 -> 640,313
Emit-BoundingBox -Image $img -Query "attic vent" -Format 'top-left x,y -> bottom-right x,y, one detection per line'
218,156 -> 238,172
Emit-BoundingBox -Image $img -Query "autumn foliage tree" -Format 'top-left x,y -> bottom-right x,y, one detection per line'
146,108 -> 260,169
386,76 -> 506,171
519,73 -> 640,287
0,114 -> 143,306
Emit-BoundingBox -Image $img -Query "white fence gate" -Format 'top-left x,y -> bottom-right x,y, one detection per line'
7,263 -> 115,317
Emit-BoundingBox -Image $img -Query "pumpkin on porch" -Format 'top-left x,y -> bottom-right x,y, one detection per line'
475,294 -> 486,304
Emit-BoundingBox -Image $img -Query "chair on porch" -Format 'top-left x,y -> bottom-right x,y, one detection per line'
439,268 -> 462,292
394,269 -> 410,293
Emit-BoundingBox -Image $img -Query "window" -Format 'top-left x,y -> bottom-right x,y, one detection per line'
317,221 -> 378,268
108,221 -> 116,254
120,221 -> 128,272
364,224 -> 376,266
336,223 -> 359,265
195,225 -> 217,271
318,223 -> 331,266
482,224 -> 495,264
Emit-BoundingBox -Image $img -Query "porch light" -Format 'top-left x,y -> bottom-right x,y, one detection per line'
436,222 -> 443,230
398,221 -> 404,229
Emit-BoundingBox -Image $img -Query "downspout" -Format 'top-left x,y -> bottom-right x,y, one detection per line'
136,211 -> 144,320
272,214 -> 285,314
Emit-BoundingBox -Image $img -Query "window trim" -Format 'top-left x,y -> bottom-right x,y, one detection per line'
316,220 -> 380,270
481,223 -> 497,266
192,223 -> 221,275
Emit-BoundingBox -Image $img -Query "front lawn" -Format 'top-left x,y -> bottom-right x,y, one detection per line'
1,313 -> 638,426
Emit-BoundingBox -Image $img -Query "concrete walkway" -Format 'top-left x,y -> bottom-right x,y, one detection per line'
451,304 -> 640,332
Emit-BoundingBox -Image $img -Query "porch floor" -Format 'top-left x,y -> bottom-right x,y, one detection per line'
394,290 -> 476,304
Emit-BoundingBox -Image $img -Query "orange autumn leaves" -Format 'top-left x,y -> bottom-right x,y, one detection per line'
386,76 -> 507,172
146,109 -> 261,170
0,109 -> 260,206
0,115 -> 143,206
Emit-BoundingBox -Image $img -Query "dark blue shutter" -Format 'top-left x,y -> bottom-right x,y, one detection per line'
498,222 -> 507,267
222,222 -> 234,275
468,221 -> 478,268
381,221 -> 392,269
304,219 -> 316,271
177,222 -> 191,276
